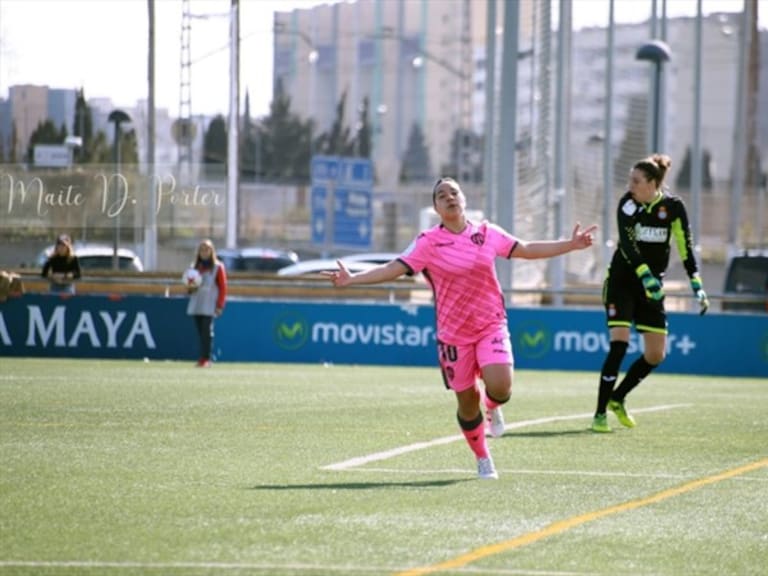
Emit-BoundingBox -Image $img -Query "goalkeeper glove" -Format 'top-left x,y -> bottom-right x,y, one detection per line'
635,264 -> 664,301
690,275 -> 709,315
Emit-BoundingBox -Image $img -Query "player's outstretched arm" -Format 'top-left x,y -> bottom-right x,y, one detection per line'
324,259 -> 408,288
513,223 -> 598,259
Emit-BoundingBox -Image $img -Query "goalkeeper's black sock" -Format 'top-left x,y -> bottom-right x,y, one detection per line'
612,356 -> 657,403
596,340 -> 628,415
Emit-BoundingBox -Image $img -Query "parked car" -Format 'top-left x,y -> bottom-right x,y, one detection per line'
277,259 -> 378,277
722,251 -> 768,312
336,252 -> 417,276
337,252 -> 401,265
217,247 -> 299,273
36,243 -> 144,272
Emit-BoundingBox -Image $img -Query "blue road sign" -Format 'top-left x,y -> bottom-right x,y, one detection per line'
311,155 -> 340,184
310,156 -> 373,248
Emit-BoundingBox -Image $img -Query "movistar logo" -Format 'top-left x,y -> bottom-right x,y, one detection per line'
274,313 -> 309,350
514,322 -> 551,359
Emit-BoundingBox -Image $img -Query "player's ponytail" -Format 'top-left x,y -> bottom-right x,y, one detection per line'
634,154 -> 672,189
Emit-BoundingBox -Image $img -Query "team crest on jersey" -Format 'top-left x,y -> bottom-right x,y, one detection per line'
622,198 -> 637,216
470,232 -> 485,246
657,206 -> 668,220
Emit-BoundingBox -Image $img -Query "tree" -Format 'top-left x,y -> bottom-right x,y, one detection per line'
73,88 -> 96,163
88,130 -> 111,165
202,115 -> 228,180
117,129 -> 140,165
439,127 -> 482,183
240,89 -> 260,181
354,96 -> 373,158
399,123 -> 432,183
675,146 -> 713,190
315,90 -> 354,156
259,79 -> 313,183
26,119 -> 67,163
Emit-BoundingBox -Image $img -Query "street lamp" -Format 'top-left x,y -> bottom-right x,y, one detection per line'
636,40 -> 671,153
108,109 -> 131,270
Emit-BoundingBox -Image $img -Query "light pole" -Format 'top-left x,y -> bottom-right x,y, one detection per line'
636,40 -> 671,153
108,109 -> 131,270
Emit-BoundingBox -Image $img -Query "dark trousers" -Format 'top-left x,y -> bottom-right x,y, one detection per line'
193,315 -> 214,360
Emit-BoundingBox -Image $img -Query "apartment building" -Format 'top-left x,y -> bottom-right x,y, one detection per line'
571,12 -> 743,186
0,85 -> 81,160
272,0 -> 536,189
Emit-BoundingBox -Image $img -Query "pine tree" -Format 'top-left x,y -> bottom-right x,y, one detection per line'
26,119 -> 67,164
73,88 -> 95,163
203,115 -> 228,180
400,123 -> 432,183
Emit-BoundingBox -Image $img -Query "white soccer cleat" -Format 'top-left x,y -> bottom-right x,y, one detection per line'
485,406 -> 506,438
477,456 -> 498,480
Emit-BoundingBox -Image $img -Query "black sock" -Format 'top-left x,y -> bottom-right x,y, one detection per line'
457,411 -> 484,430
486,390 -> 510,406
596,341 -> 628,415
612,356 -> 657,403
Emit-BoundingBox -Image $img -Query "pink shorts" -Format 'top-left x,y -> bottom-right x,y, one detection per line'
437,325 -> 514,392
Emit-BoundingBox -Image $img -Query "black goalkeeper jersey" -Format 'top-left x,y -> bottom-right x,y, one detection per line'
609,190 -> 700,281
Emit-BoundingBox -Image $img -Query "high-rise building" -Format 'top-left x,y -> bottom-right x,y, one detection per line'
273,0 -> 503,189
8,84 -> 48,160
571,13 -> 743,186
47,88 -> 77,136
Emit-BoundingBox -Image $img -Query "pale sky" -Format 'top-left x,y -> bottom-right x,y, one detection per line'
0,0 -> 760,118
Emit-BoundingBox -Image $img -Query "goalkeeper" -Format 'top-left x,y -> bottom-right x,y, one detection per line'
592,153 -> 709,433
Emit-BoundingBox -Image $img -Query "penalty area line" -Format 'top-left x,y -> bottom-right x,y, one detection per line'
321,404 -> 689,471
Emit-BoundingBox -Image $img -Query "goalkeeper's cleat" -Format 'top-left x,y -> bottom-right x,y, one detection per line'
477,456 -> 498,480
608,399 -> 636,428
591,413 -> 611,433
485,406 -> 506,438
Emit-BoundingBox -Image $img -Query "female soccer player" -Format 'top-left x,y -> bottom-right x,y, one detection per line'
592,154 -> 708,433
325,177 -> 597,479
186,239 -> 228,367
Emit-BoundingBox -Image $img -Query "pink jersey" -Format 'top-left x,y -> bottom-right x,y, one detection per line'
399,220 -> 518,345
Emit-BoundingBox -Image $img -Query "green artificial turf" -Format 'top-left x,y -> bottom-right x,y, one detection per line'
1,358 -> 766,575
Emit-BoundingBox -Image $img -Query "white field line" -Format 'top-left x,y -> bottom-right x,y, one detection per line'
343,467 -> 695,480
0,561 -> 383,573
0,560 -> 591,575
321,404 -> 690,471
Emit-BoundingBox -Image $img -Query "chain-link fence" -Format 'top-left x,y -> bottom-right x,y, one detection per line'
2,1 -> 767,286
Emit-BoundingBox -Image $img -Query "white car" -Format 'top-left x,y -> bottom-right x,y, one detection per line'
336,252 -> 401,265
276,259 -> 379,277
36,243 -> 144,272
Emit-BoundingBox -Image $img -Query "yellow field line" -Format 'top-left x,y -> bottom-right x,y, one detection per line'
394,458 -> 768,576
